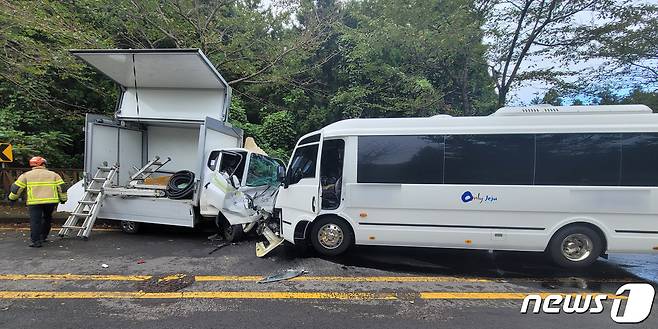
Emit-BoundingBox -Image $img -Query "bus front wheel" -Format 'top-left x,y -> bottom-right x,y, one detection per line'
310,216 -> 353,256
548,225 -> 603,268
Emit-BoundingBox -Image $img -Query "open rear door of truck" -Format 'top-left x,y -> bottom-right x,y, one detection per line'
84,114 -> 144,186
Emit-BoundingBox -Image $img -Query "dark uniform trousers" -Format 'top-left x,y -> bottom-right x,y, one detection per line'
28,204 -> 56,243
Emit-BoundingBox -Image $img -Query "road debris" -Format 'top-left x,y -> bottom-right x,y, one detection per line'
137,259 -> 145,264
207,233 -> 221,241
101,264 -> 109,268
258,269 -> 307,283
141,273 -> 194,293
208,242 -> 231,254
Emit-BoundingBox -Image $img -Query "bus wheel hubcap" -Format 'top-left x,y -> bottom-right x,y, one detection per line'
561,233 -> 593,261
318,224 -> 343,250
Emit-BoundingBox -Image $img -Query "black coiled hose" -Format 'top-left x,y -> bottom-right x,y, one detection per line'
166,170 -> 195,199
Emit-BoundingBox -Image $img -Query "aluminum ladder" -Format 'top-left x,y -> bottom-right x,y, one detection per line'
128,156 -> 170,185
58,163 -> 118,240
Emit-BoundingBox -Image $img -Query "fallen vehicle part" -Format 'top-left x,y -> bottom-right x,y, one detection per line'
166,170 -> 196,199
258,269 -> 307,284
208,242 -> 230,254
256,223 -> 285,257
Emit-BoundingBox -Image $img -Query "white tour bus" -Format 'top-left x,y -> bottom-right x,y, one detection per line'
274,105 -> 658,268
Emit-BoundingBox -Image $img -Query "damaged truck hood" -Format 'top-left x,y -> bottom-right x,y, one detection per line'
211,172 -> 278,225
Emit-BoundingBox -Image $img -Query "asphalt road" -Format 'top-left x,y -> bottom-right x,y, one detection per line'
0,223 -> 656,329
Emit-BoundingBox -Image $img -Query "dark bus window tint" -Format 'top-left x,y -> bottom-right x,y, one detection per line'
357,135 -> 444,184
444,134 -> 534,185
287,144 -> 319,185
621,133 -> 658,186
535,133 -> 621,186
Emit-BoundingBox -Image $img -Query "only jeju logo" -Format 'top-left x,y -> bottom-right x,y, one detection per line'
461,191 -> 497,204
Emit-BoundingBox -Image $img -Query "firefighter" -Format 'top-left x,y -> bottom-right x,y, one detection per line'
8,156 -> 68,248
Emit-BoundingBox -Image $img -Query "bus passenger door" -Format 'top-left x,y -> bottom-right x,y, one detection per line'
276,134 -> 322,232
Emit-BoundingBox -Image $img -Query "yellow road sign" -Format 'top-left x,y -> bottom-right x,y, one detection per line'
0,143 -> 12,162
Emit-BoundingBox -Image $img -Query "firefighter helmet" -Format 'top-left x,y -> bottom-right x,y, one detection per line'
29,156 -> 47,167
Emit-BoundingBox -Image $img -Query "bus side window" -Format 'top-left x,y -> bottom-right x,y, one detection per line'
321,139 -> 345,210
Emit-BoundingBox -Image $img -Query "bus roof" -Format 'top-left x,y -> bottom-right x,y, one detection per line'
320,105 -> 658,137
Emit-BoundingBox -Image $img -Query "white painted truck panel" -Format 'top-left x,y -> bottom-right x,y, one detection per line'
147,126 -> 200,174
120,88 -> 226,123
84,115 -> 143,186
98,196 -> 195,227
70,49 -> 231,122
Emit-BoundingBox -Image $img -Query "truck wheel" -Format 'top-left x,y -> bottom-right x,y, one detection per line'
215,214 -> 244,242
120,220 -> 141,234
548,225 -> 603,268
310,216 -> 353,256
222,224 -> 244,242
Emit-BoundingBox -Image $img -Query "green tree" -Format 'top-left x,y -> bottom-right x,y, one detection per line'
483,0 -> 620,107
577,3 -> 658,86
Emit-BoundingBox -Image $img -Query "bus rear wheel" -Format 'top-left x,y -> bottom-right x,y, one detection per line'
548,225 -> 603,268
310,216 -> 353,256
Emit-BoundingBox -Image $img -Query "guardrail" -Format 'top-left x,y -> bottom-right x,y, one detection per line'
0,168 -> 83,201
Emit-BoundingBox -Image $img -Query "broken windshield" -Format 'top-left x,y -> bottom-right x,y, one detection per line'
246,154 -> 283,187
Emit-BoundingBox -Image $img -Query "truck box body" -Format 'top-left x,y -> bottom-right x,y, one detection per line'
62,49 -> 244,227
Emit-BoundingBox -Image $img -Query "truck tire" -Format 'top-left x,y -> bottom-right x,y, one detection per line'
215,214 -> 244,242
310,216 -> 353,256
222,224 -> 244,242
120,220 -> 141,234
547,225 -> 603,268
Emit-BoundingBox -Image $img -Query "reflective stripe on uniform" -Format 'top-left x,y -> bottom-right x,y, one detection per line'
8,192 -> 19,201
26,181 -> 62,187
14,180 -> 26,188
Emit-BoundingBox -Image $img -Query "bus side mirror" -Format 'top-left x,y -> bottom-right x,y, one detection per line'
278,166 -> 289,188
277,166 -> 286,180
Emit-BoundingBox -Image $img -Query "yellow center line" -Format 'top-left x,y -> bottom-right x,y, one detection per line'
420,292 -> 627,300
0,274 -> 152,281
0,274 -> 639,284
0,291 -> 627,300
194,275 -> 492,282
0,274 -> 489,283
0,291 -> 398,300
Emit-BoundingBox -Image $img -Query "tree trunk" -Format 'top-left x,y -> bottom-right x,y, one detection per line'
497,87 -> 508,109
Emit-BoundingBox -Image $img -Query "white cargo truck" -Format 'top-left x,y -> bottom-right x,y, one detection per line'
59,49 -> 285,251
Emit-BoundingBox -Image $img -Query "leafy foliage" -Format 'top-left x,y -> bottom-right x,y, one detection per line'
0,0 -> 655,169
